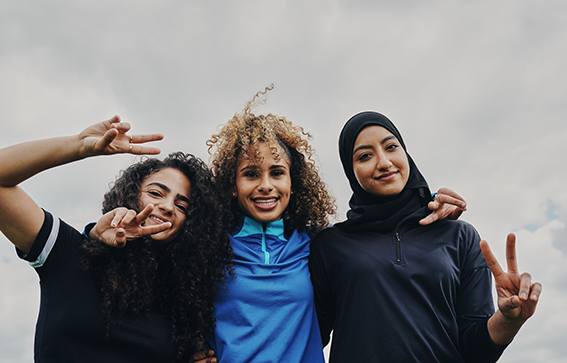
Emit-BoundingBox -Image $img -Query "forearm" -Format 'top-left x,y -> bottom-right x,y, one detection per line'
487,309 -> 526,345
0,135 -> 87,187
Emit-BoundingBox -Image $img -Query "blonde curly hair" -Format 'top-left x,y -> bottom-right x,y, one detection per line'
207,86 -> 336,234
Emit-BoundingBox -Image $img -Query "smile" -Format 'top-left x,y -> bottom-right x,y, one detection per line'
375,171 -> 399,181
150,215 -> 167,224
252,197 -> 279,209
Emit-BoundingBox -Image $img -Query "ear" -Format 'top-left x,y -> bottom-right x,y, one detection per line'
231,187 -> 237,198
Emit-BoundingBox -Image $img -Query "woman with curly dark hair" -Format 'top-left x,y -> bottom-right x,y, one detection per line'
192,88 -> 468,363
0,116 -> 232,362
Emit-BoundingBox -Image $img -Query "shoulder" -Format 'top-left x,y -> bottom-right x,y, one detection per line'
19,210 -> 84,269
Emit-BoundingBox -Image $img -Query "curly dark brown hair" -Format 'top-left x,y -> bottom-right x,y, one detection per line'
207,86 -> 336,234
79,152 -> 233,361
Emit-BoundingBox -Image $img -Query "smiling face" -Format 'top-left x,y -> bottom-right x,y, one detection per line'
138,167 -> 191,243
235,142 -> 292,223
352,125 -> 410,197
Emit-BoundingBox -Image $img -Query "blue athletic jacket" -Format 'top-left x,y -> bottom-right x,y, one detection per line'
208,216 -> 324,363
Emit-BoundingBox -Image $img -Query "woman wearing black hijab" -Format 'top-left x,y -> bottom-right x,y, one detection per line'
309,111 -> 541,362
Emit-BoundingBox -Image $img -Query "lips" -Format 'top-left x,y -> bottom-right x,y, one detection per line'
376,170 -> 398,180
252,197 -> 279,209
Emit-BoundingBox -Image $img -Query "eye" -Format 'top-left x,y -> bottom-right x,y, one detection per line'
148,190 -> 162,197
243,170 -> 259,178
385,143 -> 400,151
356,152 -> 372,161
271,169 -> 285,177
176,203 -> 188,213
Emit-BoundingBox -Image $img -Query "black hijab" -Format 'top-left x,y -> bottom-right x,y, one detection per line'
336,111 -> 432,232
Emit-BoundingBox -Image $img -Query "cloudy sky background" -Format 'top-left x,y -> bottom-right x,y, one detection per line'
1,1 -> 565,361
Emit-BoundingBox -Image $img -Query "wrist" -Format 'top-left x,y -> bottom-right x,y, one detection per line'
487,309 -> 526,345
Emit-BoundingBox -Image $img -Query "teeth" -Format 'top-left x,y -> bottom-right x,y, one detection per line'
150,216 -> 166,224
254,198 -> 277,205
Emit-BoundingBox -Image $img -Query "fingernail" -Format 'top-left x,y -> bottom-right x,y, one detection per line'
520,292 -> 528,300
531,294 -> 538,301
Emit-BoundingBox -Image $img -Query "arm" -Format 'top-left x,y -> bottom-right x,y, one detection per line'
308,237 -> 335,346
482,233 -> 542,345
0,116 -> 163,254
89,204 -> 172,248
419,187 -> 467,225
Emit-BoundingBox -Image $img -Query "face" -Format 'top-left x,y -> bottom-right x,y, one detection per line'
352,125 -> 410,197
138,167 -> 191,243
235,142 -> 292,223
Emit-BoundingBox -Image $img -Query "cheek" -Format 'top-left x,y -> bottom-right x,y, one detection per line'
352,165 -> 368,184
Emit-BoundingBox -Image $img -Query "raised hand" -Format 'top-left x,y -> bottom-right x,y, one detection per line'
419,187 -> 467,225
78,115 -> 163,157
481,233 -> 542,345
90,204 -> 172,248
481,233 -> 541,320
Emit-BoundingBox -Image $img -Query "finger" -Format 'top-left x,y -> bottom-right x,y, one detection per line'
506,233 -> 518,274
499,295 -> 521,314
192,350 -> 216,361
104,115 -> 121,128
136,204 -> 155,225
119,209 -> 138,227
529,282 -> 543,302
141,222 -> 172,236
518,272 -> 533,300
427,200 -> 440,211
129,144 -> 162,155
94,128 -> 119,153
115,228 -> 127,248
111,121 -> 132,134
437,187 -> 467,205
108,115 -> 121,124
479,240 -> 505,277
110,208 -> 129,228
130,133 -> 164,144
419,209 -> 439,226
435,193 -> 467,209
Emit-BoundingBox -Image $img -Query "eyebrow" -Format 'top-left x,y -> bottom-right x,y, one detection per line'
353,135 -> 398,154
239,163 -> 288,173
146,182 -> 190,204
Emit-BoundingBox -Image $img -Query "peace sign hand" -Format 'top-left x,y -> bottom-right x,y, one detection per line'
90,205 -> 172,248
78,115 -> 163,157
480,233 -> 542,322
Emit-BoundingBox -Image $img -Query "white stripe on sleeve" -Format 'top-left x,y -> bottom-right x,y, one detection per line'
29,217 -> 61,268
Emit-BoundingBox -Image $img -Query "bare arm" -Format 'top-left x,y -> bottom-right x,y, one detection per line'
0,116 -> 163,254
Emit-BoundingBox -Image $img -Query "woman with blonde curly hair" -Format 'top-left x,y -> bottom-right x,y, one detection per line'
193,88 -> 467,363
199,89 -> 335,363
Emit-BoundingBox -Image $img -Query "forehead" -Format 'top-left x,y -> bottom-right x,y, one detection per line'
142,168 -> 191,194
354,125 -> 396,146
238,142 -> 291,167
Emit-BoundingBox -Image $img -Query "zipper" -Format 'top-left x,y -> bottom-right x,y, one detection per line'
395,231 -> 402,264
261,223 -> 270,264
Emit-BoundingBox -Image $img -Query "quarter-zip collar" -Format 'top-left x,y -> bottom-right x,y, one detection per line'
233,216 -> 287,264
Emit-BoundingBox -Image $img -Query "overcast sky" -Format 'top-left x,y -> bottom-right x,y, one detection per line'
1,1 -> 565,362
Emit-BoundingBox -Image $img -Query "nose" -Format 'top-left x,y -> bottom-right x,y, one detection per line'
158,196 -> 175,214
257,173 -> 274,192
375,149 -> 393,171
